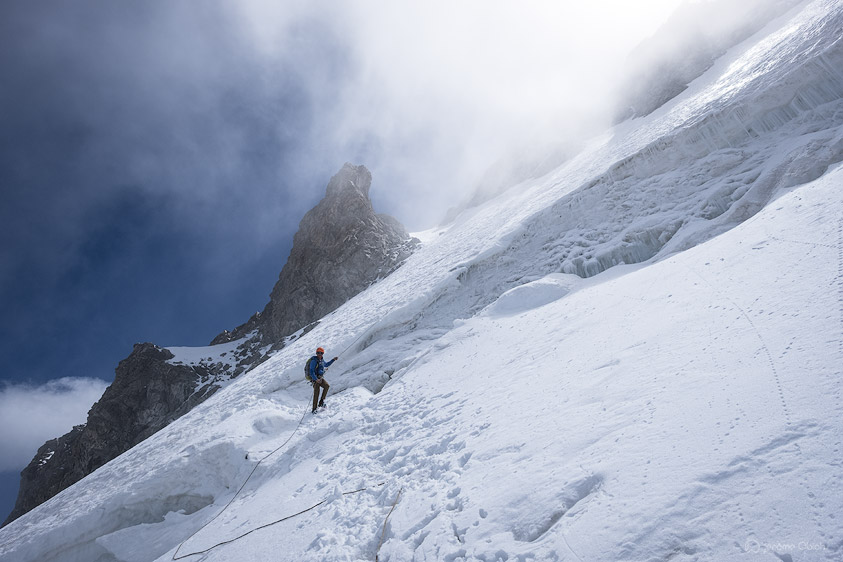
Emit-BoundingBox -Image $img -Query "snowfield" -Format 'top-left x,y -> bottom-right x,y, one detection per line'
1,1 -> 842,560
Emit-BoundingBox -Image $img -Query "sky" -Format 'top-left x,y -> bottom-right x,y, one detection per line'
0,0 -> 690,521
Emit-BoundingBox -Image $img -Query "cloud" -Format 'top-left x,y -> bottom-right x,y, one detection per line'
0,377 -> 109,471
0,1 -> 329,290
237,0 -> 689,228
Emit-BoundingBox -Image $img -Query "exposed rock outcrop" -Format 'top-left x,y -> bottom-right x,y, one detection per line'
213,162 -> 418,344
4,163 -> 417,526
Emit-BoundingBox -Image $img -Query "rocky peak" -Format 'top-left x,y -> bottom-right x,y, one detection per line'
220,163 -> 418,343
326,162 -> 372,198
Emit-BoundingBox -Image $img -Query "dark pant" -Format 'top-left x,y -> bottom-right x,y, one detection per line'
313,378 -> 329,410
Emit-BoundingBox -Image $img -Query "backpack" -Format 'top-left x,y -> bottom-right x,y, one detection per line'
304,356 -> 317,383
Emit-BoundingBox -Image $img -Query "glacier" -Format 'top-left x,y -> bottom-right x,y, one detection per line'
1,0 -> 842,560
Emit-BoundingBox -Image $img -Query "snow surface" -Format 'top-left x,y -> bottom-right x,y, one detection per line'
1,1 -> 842,560
167,339 -> 245,367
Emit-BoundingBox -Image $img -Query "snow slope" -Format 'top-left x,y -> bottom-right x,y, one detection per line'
1,1 -> 842,560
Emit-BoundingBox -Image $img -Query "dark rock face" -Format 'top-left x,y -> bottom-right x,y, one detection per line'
215,163 -> 418,344
3,163 -> 417,527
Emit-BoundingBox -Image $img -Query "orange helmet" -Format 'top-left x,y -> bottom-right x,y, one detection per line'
316,347 -> 325,354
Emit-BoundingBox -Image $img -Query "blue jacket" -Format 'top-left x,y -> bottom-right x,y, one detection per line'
308,355 -> 335,382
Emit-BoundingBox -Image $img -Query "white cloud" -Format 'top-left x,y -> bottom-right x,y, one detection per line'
232,0 -> 689,228
0,377 -> 109,472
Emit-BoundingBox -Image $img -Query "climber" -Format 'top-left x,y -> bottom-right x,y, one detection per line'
307,347 -> 337,413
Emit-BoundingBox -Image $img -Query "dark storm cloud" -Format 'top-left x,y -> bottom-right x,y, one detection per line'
1,0 -> 351,292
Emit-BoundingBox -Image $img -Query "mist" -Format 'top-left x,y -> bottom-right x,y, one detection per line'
616,0 -> 804,120
249,0 -> 692,228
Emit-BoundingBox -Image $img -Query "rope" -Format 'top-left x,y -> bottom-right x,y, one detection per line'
375,487 -> 402,562
336,323 -> 377,358
174,482 -> 386,559
172,399 -> 311,560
